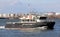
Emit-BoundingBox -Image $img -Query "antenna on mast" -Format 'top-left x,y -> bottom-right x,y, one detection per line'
28,0 -> 36,14
28,0 -> 32,13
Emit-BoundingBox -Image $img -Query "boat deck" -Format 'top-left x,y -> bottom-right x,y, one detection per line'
6,21 -> 36,24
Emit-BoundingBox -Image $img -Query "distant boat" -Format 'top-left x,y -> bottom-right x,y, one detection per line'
5,14 -> 55,29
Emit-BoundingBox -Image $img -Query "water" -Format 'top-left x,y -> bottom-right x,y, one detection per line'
0,19 -> 60,37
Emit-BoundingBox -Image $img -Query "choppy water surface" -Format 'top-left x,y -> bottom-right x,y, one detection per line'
0,19 -> 60,37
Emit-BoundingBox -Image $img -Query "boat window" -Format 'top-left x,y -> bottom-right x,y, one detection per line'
29,20 -> 32,21
22,20 -> 24,21
27,19 -> 29,21
21,19 -> 35,22
39,17 -> 47,19
32,20 -> 35,21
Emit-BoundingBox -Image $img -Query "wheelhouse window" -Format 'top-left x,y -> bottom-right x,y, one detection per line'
39,17 -> 47,20
21,19 -> 35,22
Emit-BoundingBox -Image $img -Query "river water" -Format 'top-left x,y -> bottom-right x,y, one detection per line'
0,19 -> 60,37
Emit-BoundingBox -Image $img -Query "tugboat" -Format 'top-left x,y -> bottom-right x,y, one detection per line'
5,14 -> 55,29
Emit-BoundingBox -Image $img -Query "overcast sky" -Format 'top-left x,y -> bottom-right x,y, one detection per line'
0,0 -> 60,13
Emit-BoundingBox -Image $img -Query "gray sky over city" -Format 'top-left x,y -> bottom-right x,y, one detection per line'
0,0 -> 60,13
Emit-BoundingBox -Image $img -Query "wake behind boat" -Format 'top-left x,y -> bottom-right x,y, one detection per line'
5,14 -> 55,29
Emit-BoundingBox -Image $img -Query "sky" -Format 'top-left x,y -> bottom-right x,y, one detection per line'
0,0 -> 60,13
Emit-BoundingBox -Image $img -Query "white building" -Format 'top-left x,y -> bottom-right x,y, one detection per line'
55,13 -> 60,15
0,14 -> 2,17
2,14 -> 7,17
2,14 -> 10,17
44,12 -> 56,15
10,14 -> 15,17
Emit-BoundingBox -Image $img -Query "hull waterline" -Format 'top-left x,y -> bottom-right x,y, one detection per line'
5,22 -> 55,29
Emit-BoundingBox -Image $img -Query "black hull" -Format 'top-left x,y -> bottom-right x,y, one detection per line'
5,22 -> 55,29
